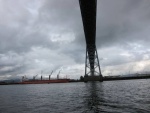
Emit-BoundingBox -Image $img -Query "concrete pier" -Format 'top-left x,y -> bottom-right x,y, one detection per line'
84,75 -> 103,82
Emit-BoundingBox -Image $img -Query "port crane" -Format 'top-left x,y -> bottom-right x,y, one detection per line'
41,70 -> 43,80
33,74 -> 38,80
57,70 -> 61,79
49,70 -> 53,80
22,75 -> 28,81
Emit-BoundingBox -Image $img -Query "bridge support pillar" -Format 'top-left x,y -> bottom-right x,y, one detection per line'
84,45 -> 103,82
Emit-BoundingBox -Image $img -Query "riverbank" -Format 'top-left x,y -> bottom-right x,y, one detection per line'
1,74 -> 150,85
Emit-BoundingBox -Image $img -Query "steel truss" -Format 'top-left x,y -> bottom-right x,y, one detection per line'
85,44 -> 102,78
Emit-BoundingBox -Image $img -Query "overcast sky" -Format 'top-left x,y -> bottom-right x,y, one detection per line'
1,0 -> 150,80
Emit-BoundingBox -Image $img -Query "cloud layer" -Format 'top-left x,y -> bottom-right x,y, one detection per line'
0,0 -> 150,80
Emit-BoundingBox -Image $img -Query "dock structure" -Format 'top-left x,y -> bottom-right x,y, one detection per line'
79,0 -> 103,82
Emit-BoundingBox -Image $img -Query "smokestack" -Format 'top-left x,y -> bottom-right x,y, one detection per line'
41,76 -> 42,80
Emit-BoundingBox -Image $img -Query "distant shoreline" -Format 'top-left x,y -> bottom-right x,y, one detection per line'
1,75 -> 150,85
103,75 -> 150,81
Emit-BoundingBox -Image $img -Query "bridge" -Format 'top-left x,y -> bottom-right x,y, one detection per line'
79,0 -> 103,82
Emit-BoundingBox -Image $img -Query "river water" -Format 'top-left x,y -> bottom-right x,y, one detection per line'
0,79 -> 150,113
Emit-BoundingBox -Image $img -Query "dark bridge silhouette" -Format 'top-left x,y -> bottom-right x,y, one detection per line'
79,0 -> 103,82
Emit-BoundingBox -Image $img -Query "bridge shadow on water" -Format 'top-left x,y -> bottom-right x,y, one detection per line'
83,82 -> 105,113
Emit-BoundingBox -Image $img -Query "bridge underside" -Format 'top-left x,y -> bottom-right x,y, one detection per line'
79,0 -> 103,82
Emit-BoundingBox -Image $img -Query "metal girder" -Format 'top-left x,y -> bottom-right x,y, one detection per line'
79,0 -> 96,44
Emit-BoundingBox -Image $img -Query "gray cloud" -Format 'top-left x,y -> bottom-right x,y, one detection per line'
1,0 -> 150,80
96,0 -> 150,47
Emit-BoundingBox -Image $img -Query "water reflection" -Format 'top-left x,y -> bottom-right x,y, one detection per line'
83,82 -> 104,113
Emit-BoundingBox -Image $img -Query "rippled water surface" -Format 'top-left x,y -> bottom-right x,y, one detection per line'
0,79 -> 150,113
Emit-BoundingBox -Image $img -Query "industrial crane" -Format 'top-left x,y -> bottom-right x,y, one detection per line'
22,75 -> 28,81
41,70 -> 43,80
49,70 -> 53,80
57,70 -> 61,80
33,74 -> 38,80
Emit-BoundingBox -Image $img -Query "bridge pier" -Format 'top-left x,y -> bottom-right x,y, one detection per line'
84,75 -> 103,82
84,45 -> 103,82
